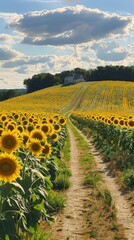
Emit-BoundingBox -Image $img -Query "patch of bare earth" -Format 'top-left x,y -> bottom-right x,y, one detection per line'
50,128 -> 90,240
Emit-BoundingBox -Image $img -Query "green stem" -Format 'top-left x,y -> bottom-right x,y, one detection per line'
0,183 -> 4,221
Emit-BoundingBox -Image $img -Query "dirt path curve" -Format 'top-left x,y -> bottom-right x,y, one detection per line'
51,123 -> 134,240
50,127 -> 90,240
81,133 -> 134,240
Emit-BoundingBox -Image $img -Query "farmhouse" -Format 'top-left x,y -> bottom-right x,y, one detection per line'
64,72 -> 85,85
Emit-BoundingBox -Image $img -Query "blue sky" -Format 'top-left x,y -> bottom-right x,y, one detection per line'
0,0 -> 133,89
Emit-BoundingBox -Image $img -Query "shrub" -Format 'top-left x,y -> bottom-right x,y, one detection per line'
122,170 -> 134,188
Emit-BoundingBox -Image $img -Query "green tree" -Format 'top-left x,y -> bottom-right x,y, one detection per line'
24,73 -> 61,93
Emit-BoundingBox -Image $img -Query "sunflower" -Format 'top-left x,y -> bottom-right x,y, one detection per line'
22,120 -> 28,126
41,123 -> 50,135
13,113 -> 19,120
51,133 -> 59,142
113,118 -> 119,125
27,138 -> 42,156
48,118 -> 55,124
17,125 -> 24,133
54,124 -> 61,132
42,143 -> 52,156
119,119 -> 125,127
0,130 -> 20,153
28,117 -> 33,123
127,120 -> 134,128
0,114 -> 7,122
107,119 -> 112,124
59,117 -> 66,126
22,132 -> 30,147
30,129 -> 46,142
110,116 -> 115,122
0,153 -> 22,183
6,122 -> 16,131
27,125 -> 34,132
3,120 -> 9,127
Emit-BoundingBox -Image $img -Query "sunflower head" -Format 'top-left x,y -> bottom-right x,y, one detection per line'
17,125 -> 24,133
51,133 -> 58,142
41,124 -> 50,135
0,153 -> 22,183
113,118 -> 119,125
1,114 -> 7,122
107,119 -> 112,124
27,125 -> 34,132
28,117 -> 33,123
59,117 -> 66,126
119,119 -> 125,127
30,129 -> 46,141
42,143 -> 52,156
54,124 -> 61,132
27,138 -> 42,156
0,130 -> 20,153
22,120 -> 28,126
127,120 -> 134,128
22,132 -> 30,146
48,118 -> 54,124
13,114 -> 19,120
6,122 -> 16,131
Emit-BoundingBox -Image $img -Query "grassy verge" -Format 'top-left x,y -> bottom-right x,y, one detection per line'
39,128 -> 71,238
69,120 -> 126,240
53,128 -> 71,191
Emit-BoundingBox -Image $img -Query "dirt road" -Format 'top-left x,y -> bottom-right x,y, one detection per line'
50,124 -> 134,240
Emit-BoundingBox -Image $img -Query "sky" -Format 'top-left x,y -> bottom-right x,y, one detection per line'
0,0 -> 134,89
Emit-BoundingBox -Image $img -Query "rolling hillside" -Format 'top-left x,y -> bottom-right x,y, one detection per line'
0,81 -> 134,125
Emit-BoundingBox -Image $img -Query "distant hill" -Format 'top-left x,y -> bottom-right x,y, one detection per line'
0,89 -> 26,96
0,88 -> 27,101
14,89 -> 27,96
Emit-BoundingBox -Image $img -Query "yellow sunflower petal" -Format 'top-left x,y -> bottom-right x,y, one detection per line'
0,153 -> 22,183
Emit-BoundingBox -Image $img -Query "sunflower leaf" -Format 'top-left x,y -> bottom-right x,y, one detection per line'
11,182 -> 25,194
34,199 -> 45,211
31,169 -> 45,180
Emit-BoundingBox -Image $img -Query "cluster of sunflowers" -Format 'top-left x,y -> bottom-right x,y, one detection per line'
72,110 -> 134,129
0,111 -> 67,183
0,111 -> 67,239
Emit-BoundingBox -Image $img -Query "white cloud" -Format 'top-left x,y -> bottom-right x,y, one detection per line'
0,34 -> 15,44
0,12 -> 21,24
92,41 -> 128,61
0,45 -> 24,61
0,68 -> 25,89
1,51 -> 103,76
8,6 -> 132,46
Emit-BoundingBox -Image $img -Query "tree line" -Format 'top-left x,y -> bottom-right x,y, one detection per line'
23,65 -> 134,93
0,89 -> 26,101
1,65 -> 133,101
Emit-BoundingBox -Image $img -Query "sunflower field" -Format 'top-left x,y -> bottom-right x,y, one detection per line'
0,80 -> 134,239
